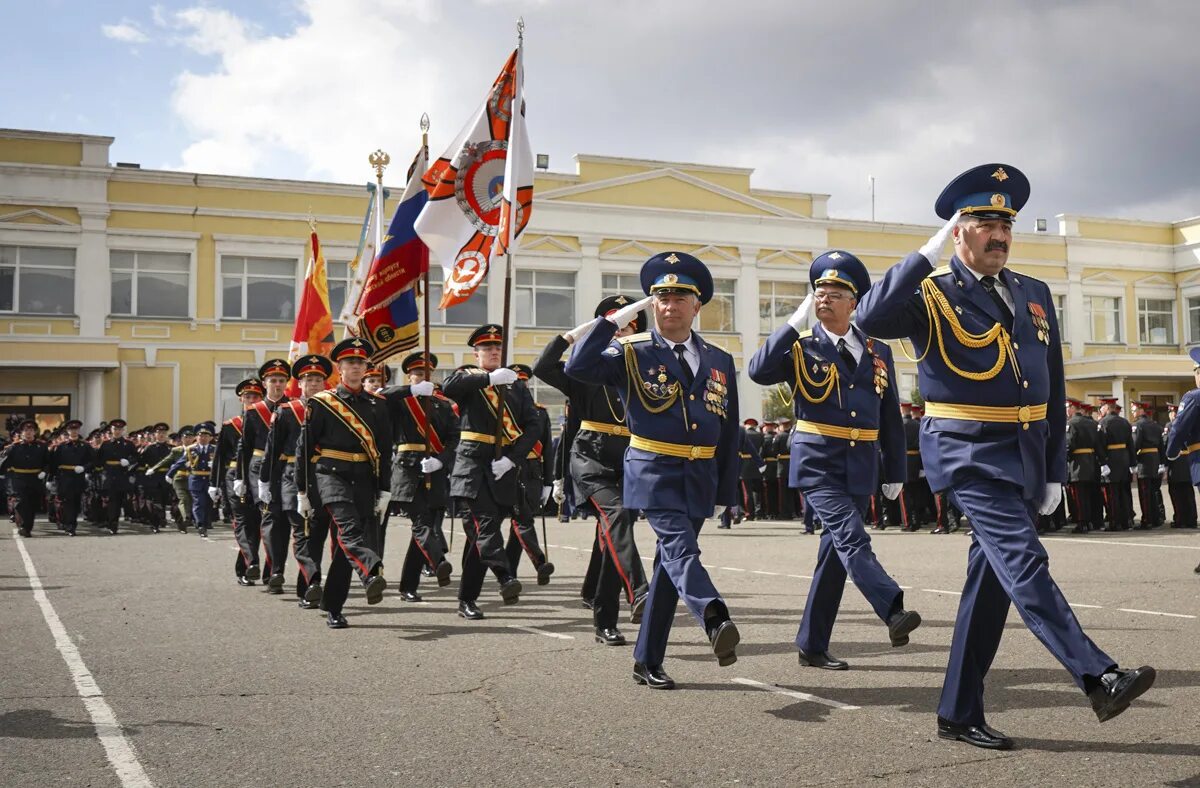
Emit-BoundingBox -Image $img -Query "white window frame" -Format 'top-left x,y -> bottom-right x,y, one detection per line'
697,276 -> 738,334
213,237 -> 303,325
1135,295 -> 1177,347
109,249 -> 193,319
427,279 -> 491,326
214,364 -> 263,423
1185,293 -> 1200,345
0,242 -> 77,316
1083,291 -> 1124,344
515,269 -> 577,329
218,255 -> 301,323
759,279 -> 809,335
105,232 -> 199,320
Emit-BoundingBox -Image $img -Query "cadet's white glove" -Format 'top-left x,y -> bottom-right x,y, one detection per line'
119,458 -> 130,468
233,479 -> 246,497
1100,464 -> 1111,478
786,293 -> 816,333
74,465 -> 84,474
919,210 -> 961,268
420,456 -> 443,473
297,493 -> 312,517
207,486 -> 220,503
1038,482 -> 1063,516
37,471 -> 46,480
607,295 -> 654,329
1159,464 -> 1167,475
552,478 -> 565,504
491,456 -> 516,479
563,318 -> 599,345
144,469 -> 154,476
542,485 -> 553,504
410,380 -> 435,397
375,491 -> 391,519
759,465 -> 767,473
1129,466 -> 1138,478
918,469 -> 926,478
488,367 -> 518,387
258,481 -> 272,505
882,483 -> 903,500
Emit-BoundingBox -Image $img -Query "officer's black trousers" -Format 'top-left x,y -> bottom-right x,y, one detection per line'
399,507 -> 447,593
589,485 -> 647,630
1136,477 -> 1163,527
456,484 -> 515,602
1169,483 -> 1197,528
1067,482 -> 1095,530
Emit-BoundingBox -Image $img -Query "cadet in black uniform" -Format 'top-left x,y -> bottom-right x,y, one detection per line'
380,351 -> 460,602
1098,398 -> 1134,530
1065,398 -> 1102,534
760,421 -> 779,518
1,420 -> 48,536
1131,402 -> 1164,529
214,379 -> 264,585
238,358 -> 291,592
741,419 -> 765,520
96,419 -> 138,533
298,337 -> 391,629
502,364 -> 555,584
138,423 -> 173,533
441,324 -> 540,620
49,419 -> 93,537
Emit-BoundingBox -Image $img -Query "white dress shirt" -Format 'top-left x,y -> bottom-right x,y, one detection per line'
823,324 -> 863,362
668,333 -> 700,377
963,265 -> 1015,312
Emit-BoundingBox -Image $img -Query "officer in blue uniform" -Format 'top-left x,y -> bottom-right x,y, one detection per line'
1163,348 -> 1200,573
566,251 -> 742,689
170,422 -> 217,537
749,251 -> 920,670
855,163 -> 1156,749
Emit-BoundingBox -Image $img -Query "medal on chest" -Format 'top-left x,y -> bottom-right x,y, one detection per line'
1028,302 -> 1050,344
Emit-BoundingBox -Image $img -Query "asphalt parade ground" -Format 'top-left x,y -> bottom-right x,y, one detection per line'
2,515 -> 1198,787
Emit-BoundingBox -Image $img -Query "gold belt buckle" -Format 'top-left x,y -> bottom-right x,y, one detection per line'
689,445 -> 702,460
1017,405 -> 1032,423
849,427 -> 861,441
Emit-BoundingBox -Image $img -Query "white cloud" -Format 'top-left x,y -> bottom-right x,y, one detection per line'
101,20 -> 150,44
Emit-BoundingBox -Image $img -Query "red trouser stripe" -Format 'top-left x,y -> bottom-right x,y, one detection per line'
327,507 -> 371,579
590,495 -> 634,603
510,517 -> 537,560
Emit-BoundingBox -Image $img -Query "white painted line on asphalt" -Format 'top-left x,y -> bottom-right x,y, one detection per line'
785,574 -> 813,580
1042,537 -> 1200,551
507,625 -> 574,640
752,570 -> 779,576
1069,603 -> 1104,609
13,532 -> 155,788
923,589 -> 962,596
898,585 -> 912,590
733,677 -> 860,710
720,567 -> 745,572
1117,608 -> 1197,620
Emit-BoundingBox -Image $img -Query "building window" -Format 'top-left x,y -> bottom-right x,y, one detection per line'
216,366 -> 262,421
221,256 -> 296,322
698,278 -> 736,333
525,378 -> 567,428
1086,295 -> 1122,343
1052,293 -> 1067,341
1137,298 -> 1175,345
326,260 -> 355,319
110,250 -> 189,318
0,245 -> 75,315
601,273 -> 643,300
515,270 -> 575,328
428,280 -> 489,326
1188,297 -> 1200,343
759,280 -> 807,334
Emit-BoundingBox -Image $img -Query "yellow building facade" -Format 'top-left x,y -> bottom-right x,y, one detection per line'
2,127 -> 1198,432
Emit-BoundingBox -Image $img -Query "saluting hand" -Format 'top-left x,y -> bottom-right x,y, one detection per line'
786,293 -> 815,333
919,210 -> 961,267
607,295 -> 654,329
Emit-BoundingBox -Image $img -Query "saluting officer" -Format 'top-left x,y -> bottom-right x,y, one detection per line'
1098,398 -> 1134,530
503,363 -> 555,585
1131,402 -> 1165,529
139,423 -> 174,534
1,419 -> 48,537
1165,352 -> 1200,542
238,358 -> 292,592
441,325 -> 541,619
298,337 -> 392,628
750,251 -> 919,671
567,252 -> 742,689
1065,398 -> 1103,534
855,163 -> 1154,749
169,422 -> 217,537
214,379 -> 265,586
265,354 -> 334,609
379,351 -> 459,602
49,419 -> 93,537
538,294 -> 651,644
97,419 -> 138,534
1163,402 -> 1197,529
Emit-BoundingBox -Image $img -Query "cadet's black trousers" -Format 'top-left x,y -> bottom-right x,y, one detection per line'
589,486 -> 647,630
399,507 -> 447,593
456,483 -> 515,603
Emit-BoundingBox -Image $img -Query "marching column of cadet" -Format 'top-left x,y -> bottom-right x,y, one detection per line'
8,161 -> 1200,751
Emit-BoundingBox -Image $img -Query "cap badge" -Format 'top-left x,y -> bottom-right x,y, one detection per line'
990,193 -> 1006,208
991,167 -> 1009,182
615,295 -> 628,305
828,252 -> 842,260
662,273 -> 678,284
665,253 -> 680,264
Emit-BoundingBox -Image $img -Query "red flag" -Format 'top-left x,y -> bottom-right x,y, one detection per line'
286,232 -> 337,396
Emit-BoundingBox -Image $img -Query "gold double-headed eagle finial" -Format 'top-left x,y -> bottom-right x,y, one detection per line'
368,149 -> 390,181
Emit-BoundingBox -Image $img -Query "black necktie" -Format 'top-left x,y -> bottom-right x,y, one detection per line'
836,338 -> 858,373
980,275 -> 1014,323
673,344 -> 694,387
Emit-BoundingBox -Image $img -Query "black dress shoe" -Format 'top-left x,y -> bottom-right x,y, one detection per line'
304,582 -> 323,604
536,562 -> 555,586
580,597 -> 595,611
245,564 -> 261,581
364,573 -> 387,605
630,592 -> 647,624
708,620 -> 740,667
797,648 -> 849,670
267,573 -> 285,594
1089,666 -> 1156,722
198,528 -> 208,538
326,612 -> 349,629
717,523 -> 731,529
458,600 -> 484,620
498,577 -> 522,604
937,716 -> 1013,750
435,560 -> 453,587
887,609 -> 922,647
931,526 -> 947,534
237,576 -> 255,587
1194,562 -> 1200,574
595,627 -> 627,646
632,662 -> 675,690
399,590 -> 423,603
298,598 -> 318,610
421,565 -> 435,578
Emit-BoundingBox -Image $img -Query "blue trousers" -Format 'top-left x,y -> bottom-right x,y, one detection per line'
939,479 -> 1115,725
188,480 -> 214,528
796,487 -> 903,653
633,508 -> 723,667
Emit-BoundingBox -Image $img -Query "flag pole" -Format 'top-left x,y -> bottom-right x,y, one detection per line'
420,112 -> 434,491
363,148 -> 389,340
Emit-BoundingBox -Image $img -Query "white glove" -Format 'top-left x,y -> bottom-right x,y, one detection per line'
919,210 -> 960,268
1129,466 -> 1138,478
233,479 -> 246,497
410,380 -> 435,397
786,293 -> 816,333
375,491 -> 391,519
491,456 -> 516,479
144,469 -> 155,476
74,465 -> 84,474
564,318 -> 598,345
420,456 -> 443,473
608,295 -> 654,328
258,481 -> 272,505
1038,482 -> 1063,516
882,483 -> 903,500
37,471 -> 46,480
552,478 -> 565,504
489,368 -> 519,387
207,486 -> 220,503
119,458 -> 130,468
297,493 -> 312,517
542,485 -> 553,504
918,469 -> 926,478
759,465 -> 767,473
1100,464 -> 1111,478
1159,464 -> 1167,475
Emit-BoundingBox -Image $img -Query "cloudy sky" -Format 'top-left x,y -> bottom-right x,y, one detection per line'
4,0 -> 1199,226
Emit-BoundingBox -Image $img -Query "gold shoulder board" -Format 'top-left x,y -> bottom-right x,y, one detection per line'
618,332 -> 652,345
928,265 -> 952,278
